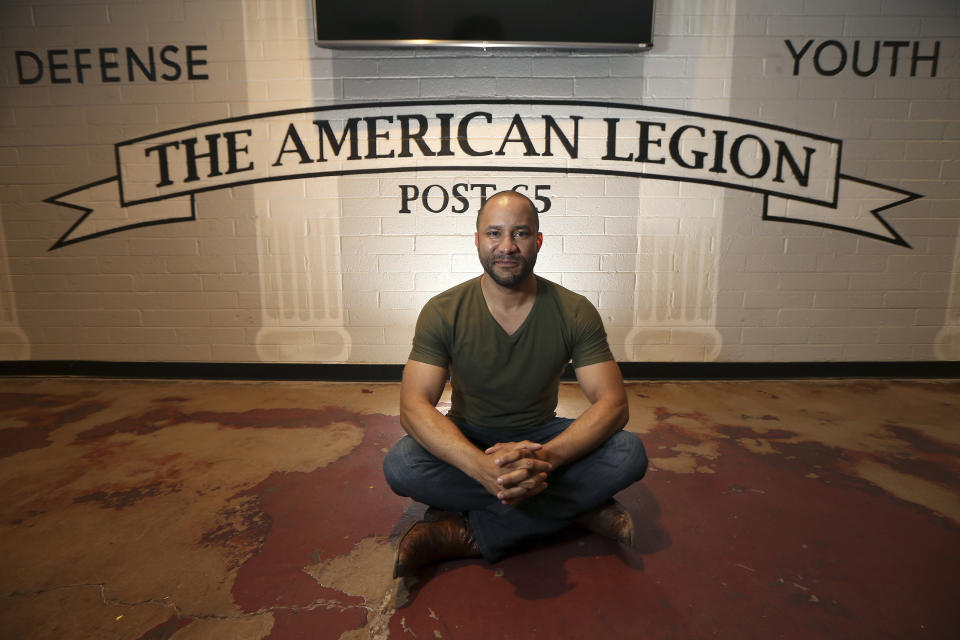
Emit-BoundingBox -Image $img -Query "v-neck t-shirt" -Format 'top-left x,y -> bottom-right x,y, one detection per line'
409,275 -> 614,430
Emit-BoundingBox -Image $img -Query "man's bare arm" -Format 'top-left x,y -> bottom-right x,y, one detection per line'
399,359 -> 551,503
537,359 -> 629,469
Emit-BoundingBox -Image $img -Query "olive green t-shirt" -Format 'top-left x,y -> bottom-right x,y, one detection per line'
409,275 -> 614,429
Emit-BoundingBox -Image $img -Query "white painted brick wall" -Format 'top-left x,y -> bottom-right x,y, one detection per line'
0,0 -> 957,364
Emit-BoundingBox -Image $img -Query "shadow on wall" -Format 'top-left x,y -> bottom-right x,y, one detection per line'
715,4 -> 953,362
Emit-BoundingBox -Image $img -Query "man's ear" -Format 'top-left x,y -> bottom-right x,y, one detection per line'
536,232 -> 543,250
475,231 -> 479,247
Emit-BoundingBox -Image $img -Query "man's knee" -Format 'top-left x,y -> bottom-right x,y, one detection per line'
382,437 -> 415,496
610,430 -> 649,481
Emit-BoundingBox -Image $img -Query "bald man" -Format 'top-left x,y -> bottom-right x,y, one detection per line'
383,190 -> 648,578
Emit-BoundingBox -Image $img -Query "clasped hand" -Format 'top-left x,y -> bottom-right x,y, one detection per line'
482,441 -> 552,506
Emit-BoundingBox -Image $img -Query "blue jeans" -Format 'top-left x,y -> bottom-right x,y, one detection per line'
383,417 -> 648,562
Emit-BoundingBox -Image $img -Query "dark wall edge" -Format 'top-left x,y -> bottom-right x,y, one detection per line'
1,360 -> 958,381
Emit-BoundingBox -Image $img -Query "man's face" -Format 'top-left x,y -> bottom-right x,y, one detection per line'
475,194 -> 542,288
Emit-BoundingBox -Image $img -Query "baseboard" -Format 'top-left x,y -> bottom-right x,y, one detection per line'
617,361 -> 960,380
1,360 -> 958,381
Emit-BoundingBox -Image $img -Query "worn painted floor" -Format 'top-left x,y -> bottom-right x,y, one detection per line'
0,376 -> 958,640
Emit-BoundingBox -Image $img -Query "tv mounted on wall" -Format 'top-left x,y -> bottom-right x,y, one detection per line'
314,0 -> 654,51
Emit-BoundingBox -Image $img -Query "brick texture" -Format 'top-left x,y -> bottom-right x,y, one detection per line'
0,0 -> 957,363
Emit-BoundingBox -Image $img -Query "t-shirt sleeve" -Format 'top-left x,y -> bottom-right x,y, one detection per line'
408,300 -> 451,368
570,298 -> 615,369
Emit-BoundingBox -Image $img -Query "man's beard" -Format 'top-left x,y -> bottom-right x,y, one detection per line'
480,252 -> 536,288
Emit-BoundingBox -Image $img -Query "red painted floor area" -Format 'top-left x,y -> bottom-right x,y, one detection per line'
0,378 -> 958,639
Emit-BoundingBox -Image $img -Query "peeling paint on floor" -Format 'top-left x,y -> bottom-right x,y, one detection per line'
1,377 -> 957,639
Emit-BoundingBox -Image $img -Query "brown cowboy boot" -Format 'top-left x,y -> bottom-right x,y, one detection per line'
393,514 -> 482,578
574,499 -> 635,547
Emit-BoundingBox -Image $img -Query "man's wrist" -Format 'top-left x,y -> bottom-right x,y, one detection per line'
464,448 -> 496,486
537,445 -> 563,470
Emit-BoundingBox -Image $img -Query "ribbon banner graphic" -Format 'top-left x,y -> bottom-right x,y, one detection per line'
47,99 -> 920,249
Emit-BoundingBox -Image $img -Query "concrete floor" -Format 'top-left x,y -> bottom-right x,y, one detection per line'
0,376 -> 957,640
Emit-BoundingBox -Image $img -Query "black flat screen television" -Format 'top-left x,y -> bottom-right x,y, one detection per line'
314,0 -> 654,51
